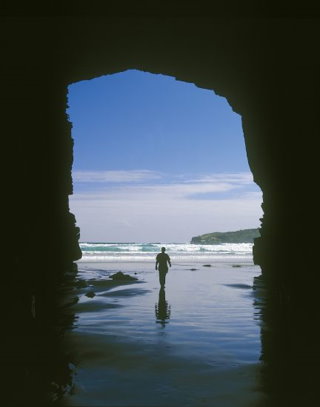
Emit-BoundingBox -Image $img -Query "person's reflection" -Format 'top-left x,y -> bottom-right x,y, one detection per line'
155,287 -> 171,327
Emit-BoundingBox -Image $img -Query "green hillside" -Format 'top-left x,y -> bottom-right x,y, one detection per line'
191,228 -> 260,244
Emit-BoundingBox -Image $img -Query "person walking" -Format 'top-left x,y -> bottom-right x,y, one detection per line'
155,247 -> 171,288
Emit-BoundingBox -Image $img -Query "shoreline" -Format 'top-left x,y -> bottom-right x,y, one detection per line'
61,258 -> 264,407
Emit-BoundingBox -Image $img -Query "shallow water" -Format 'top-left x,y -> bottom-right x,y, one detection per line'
62,258 -> 265,407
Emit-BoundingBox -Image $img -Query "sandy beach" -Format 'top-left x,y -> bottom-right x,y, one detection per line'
60,252 -> 266,407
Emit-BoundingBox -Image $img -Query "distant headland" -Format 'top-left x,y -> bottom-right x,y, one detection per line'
190,228 -> 260,244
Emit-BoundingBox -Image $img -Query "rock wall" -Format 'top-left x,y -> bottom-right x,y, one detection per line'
2,6 -> 320,404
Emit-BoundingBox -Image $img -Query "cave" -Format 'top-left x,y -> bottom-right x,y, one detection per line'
2,5 -> 320,405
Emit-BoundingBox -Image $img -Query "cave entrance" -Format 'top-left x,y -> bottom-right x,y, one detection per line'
65,68 -> 264,405
67,68 -> 262,247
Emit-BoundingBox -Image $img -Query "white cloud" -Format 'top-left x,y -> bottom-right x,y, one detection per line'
69,171 -> 263,242
182,172 -> 254,184
71,171 -> 258,201
73,169 -> 162,183
70,195 -> 262,242
71,183 -> 232,201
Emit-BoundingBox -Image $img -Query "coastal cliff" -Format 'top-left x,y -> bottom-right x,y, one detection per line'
191,229 -> 260,244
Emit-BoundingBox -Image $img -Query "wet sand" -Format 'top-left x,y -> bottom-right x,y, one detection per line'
62,259 -> 266,407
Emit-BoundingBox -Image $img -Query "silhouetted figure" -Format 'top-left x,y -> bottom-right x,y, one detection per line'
155,247 -> 171,288
155,287 -> 171,327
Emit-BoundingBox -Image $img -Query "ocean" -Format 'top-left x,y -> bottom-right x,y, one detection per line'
78,242 -> 254,263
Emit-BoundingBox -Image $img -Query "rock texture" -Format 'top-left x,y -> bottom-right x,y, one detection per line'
1,3 -> 320,405
110,271 -> 138,281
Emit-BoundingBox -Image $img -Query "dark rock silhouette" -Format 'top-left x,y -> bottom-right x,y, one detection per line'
2,4 -> 320,405
85,290 -> 96,298
110,271 -> 138,281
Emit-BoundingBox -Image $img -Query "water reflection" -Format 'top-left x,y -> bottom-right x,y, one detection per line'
155,287 -> 171,327
57,267 -> 320,406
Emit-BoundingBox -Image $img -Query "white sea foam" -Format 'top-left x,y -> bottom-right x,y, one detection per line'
77,242 -> 254,262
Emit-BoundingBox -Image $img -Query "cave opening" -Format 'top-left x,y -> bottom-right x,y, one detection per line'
3,13 -> 319,407
63,69 -> 266,405
67,69 -> 263,246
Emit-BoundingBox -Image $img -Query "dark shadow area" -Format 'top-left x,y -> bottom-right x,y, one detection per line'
253,275 -> 320,406
1,262 -> 79,406
155,287 -> 171,327
2,5 -> 320,406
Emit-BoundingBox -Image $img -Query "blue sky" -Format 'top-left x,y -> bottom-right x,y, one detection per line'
67,70 -> 262,242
